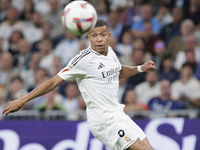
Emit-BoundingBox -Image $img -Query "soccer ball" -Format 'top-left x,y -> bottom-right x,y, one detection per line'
62,1 -> 97,35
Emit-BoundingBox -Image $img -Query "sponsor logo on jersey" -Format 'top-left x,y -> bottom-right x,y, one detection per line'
98,62 -> 105,69
125,136 -> 131,143
101,67 -> 120,78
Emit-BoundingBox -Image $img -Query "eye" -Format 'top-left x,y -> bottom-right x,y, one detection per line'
102,34 -> 106,36
92,34 -> 96,37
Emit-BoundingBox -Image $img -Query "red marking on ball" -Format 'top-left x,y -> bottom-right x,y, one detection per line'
80,4 -> 85,8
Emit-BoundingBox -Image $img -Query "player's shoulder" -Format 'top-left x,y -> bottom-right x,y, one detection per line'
70,47 -> 93,66
108,46 -> 120,59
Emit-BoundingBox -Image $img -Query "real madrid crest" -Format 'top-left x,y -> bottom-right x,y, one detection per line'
125,136 -> 131,143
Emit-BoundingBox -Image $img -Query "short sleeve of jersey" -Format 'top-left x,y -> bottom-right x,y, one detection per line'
57,49 -> 90,81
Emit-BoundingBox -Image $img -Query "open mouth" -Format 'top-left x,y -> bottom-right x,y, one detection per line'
96,45 -> 104,48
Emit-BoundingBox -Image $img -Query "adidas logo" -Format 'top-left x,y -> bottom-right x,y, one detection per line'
98,62 -> 105,69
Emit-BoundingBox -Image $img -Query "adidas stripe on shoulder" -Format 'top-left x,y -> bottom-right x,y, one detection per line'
71,49 -> 91,66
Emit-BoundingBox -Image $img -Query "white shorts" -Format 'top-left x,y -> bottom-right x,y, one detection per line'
89,110 -> 146,150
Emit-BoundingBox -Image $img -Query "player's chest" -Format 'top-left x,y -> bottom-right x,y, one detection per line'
87,56 -> 121,83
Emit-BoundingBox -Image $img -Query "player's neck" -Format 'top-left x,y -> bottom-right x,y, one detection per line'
91,46 -> 108,56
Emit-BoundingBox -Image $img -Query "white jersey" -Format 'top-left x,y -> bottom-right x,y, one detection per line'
58,46 -> 124,126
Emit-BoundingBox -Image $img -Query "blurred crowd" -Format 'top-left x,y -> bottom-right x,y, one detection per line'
0,0 -> 200,120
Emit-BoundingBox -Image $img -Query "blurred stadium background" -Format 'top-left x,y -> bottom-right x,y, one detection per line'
0,0 -> 200,149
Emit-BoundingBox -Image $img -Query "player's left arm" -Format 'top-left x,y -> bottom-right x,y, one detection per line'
119,60 -> 156,79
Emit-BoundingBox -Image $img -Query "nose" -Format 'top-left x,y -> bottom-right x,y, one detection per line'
97,35 -> 102,42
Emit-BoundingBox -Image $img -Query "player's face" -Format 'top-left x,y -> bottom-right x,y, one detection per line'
88,26 -> 111,56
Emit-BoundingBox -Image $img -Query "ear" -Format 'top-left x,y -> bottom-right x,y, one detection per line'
87,33 -> 90,40
109,32 -> 111,40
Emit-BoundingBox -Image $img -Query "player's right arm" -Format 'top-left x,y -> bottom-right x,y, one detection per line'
2,75 -> 65,116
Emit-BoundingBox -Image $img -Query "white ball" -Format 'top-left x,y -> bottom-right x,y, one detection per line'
62,1 -> 97,35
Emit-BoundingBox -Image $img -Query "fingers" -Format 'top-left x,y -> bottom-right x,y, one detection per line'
6,110 -> 12,116
2,107 -> 9,114
147,60 -> 156,70
2,102 -> 12,115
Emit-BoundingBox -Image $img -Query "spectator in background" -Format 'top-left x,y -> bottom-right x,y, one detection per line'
127,47 -> 147,87
185,49 -> 198,74
23,12 -> 43,44
124,89 -> 149,113
11,0 -> 25,12
135,71 -> 161,104
124,38 -> 146,66
194,20 -> 200,42
133,37 -> 152,61
50,55 -> 62,77
148,80 -> 181,112
63,81 -> 79,120
0,0 -> 10,23
117,30 -> 133,64
196,62 -> 200,80
54,30 -> 79,67
20,52 -> 41,89
13,39 -> 31,70
38,39 -> 54,73
139,20 -> 160,55
160,7 -> 183,44
170,0 -> 189,10
0,7 -> 24,40
6,76 -> 25,101
120,0 -> 142,29
108,37 -> 121,57
174,35 -> 200,70
152,40 -> 167,70
0,38 -> 3,54
0,52 -> 14,87
132,4 -> 160,38
42,0 -> 64,38
37,89 -> 64,119
79,39 -> 88,51
34,0 -> 51,15
171,62 -> 200,108
155,2 -> 173,29
5,30 -> 23,56
118,78 -> 131,103
109,0 -> 126,11
131,48 -> 145,66
97,0 -> 110,22
31,68 -> 48,91
168,19 -> 195,59
108,10 -> 123,40
74,94 -> 87,120
19,0 -> 35,25
41,21 -> 53,39
0,88 -> 6,120
13,89 -> 33,111
184,0 -> 200,25
77,94 -> 86,111
31,21 -> 55,52
159,54 -> 180,83
31,74 -> 51,108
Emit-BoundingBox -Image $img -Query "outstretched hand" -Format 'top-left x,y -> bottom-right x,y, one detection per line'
141,60 -> 156,72
2,99 -> 24,116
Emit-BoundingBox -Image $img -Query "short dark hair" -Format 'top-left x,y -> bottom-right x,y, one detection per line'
182,62 -> 193,69
94,19 -> 109,28
10,76 -> 23,84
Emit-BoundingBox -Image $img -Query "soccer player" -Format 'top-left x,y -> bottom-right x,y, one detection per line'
3,19 -> 155,150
